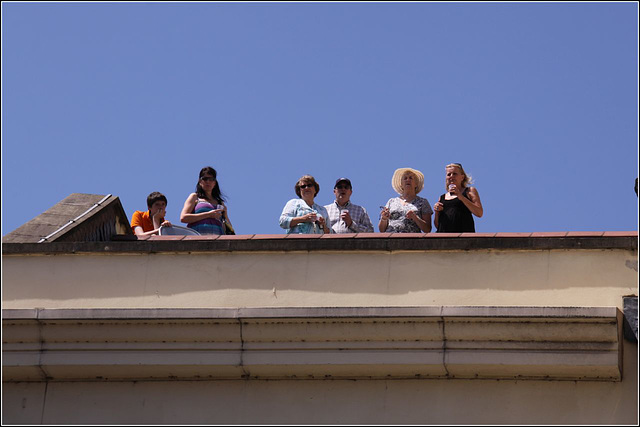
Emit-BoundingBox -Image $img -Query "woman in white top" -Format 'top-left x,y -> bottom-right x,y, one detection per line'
379,167 -> 433,233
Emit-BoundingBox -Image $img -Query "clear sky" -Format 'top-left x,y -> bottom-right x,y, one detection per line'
2,2 -> 638,236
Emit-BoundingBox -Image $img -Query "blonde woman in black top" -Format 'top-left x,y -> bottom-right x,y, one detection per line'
433,163 -> 483,232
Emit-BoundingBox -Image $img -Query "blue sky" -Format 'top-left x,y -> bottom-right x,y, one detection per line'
2,2 -> 638,236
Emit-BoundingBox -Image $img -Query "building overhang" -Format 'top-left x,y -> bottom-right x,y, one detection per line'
3,306 -> 623,382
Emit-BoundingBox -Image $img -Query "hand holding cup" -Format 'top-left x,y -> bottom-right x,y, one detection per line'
340,209 -> 352,226
210,206 -> 223,220
380,206 -> 390,221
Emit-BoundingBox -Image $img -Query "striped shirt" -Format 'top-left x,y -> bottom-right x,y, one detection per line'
187,199 -> 225,235
324,200 -> 374,234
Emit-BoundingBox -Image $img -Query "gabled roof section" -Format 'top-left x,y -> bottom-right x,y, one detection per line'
3,193 -> 133,243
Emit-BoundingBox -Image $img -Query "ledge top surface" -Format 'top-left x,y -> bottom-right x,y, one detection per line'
2,231 -> 637,254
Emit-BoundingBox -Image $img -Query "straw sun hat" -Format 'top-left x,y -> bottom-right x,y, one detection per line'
392,167 -> 425,195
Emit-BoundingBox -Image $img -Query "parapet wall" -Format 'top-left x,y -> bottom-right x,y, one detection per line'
2,232 -> 637,310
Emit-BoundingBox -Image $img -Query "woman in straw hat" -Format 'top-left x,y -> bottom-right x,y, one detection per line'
379,167 -> 433,233
433,163 -> 483,233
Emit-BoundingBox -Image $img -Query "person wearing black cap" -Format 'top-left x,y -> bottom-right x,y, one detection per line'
324,178 -> 374,234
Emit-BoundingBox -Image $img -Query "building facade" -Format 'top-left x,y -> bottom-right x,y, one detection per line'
3,229 -> 637,424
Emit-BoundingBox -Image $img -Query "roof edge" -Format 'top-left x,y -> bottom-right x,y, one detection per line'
2,233 -> 637,254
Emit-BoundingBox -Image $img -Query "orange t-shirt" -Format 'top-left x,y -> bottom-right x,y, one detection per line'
131,210 -> 164,234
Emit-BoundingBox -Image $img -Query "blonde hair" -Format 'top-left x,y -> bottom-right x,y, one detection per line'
445,163 -> 473,190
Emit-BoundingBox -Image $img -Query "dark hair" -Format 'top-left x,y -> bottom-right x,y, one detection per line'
294,175 -> 319,198
196,166 -> 225,203
146,192 -> 167,209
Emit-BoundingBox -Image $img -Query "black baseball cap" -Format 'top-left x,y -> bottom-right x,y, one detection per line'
334,178 -> 352,189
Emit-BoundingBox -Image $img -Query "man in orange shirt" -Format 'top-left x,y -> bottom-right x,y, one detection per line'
131,192 -> 172,237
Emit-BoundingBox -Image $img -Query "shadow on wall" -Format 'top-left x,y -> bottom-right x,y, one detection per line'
2,248 -> 637,302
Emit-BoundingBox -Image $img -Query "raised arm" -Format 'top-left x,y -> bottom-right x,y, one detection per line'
378,203 -> 390,232
457,187 -> 483,218
132,211 -> 159,237
433,200 -> 443,229
132,209 -> 171,237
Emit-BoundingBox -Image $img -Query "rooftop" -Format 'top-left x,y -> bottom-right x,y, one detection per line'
3,193 -> 637,251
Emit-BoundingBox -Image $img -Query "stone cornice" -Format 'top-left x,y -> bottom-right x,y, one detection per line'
3,306 -> 623,382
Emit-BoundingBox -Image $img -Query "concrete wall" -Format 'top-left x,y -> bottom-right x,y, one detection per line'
2,249 -> 637,310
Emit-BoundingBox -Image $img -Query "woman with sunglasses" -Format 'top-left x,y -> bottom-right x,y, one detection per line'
180,166 -> 234,235
433,163 -> 483,233
279,175 -> 331,234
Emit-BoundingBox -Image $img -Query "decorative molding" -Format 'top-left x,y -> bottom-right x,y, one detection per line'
3,306 -> 622,382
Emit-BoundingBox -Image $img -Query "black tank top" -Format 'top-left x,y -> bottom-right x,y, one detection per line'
436,187 -> 475,233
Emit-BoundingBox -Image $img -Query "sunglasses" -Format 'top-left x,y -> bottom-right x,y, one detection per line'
335,185 -> 351,190
299,184 -> 314,189
200,176 -> 216,182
